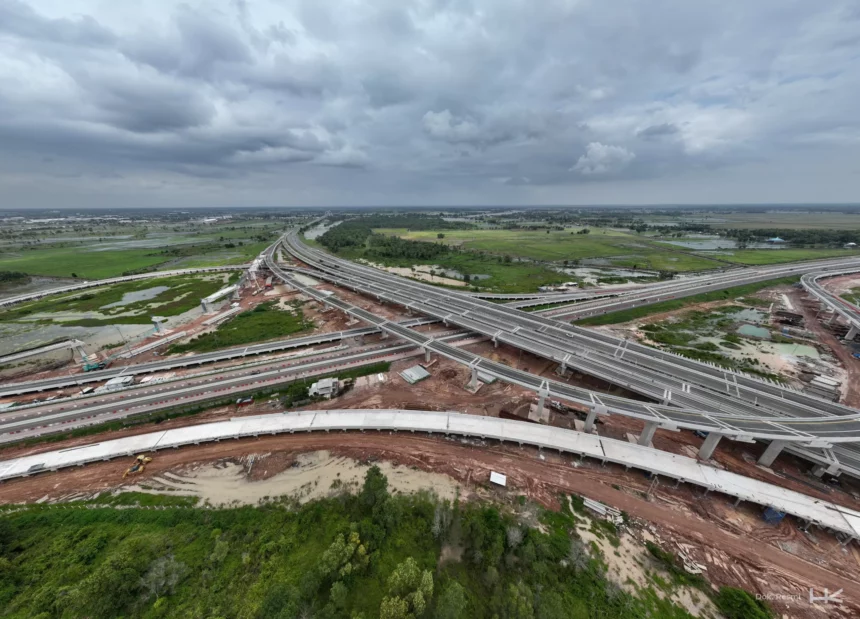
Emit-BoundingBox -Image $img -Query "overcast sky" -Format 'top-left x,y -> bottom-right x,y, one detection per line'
2,1 -> 860,208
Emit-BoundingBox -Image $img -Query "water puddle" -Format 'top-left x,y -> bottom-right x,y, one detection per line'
102,286 -> 169,308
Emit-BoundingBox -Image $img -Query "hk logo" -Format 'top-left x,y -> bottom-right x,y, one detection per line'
809,588 -> 843,605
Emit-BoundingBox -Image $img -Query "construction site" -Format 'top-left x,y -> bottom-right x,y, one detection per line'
2,244 -> 860,618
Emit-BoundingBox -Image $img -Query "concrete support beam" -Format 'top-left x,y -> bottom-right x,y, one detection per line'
846,325 -> 858,341
697,433 -> 722,460
758,440 -> 787,467
638,421 -> 659,446
424,348 -> 431,363
537,385 -> 547,418
583,408 -> 598,434
470,367 -> 478,390
812,463 -> 841,478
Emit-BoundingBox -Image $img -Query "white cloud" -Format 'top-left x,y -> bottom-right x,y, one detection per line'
572,143 -> 636,175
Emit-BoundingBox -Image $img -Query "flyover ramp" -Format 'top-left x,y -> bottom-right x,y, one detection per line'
267,255 -> 860,444
1,409 -> 858,545
278,233 -> 860,476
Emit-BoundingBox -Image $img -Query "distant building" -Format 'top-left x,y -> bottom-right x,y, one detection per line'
766,237 -> 786,244
845,242 -> 857,248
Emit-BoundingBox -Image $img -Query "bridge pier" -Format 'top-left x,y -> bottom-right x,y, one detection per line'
812,463 -> 841,478
638,421 -> 659,447
470,367 -> 478,390
424,348 -> 431,363
757,440 -> 787,467
697,433 -> 722,460
846,325 -> 858,341
583,408 -> 598,433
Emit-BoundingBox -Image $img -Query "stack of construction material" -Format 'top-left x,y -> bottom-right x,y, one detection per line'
805,375 -> 842,401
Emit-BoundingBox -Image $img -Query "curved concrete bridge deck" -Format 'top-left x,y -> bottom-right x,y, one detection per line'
1,409 -> 858,545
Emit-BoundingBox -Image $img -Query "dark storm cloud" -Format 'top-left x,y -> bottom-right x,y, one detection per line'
0,0 -> 115,47
637,123 -> 680,139
1,0 -> 859,207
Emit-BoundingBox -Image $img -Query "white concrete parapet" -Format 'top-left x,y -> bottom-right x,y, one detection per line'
1,410 -> 859,544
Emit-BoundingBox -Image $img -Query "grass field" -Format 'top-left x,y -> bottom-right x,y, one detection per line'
0,247 -> 169,279
0,274 -> 233,326
375,227 -> 858,272
376,227 -> 724,272
713,248 -> 857,265
168,300 -> 310,353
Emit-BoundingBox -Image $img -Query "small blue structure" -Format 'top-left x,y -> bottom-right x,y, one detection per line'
763,506 -> 786,524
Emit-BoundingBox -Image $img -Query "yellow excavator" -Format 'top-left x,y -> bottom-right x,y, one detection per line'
122,454 -> 153,479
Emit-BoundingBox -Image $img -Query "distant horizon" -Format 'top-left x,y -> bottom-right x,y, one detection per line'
3,203 -> 860,213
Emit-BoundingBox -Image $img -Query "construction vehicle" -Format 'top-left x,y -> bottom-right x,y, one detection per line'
122,454 -> 153,478
84,358 -> 111,372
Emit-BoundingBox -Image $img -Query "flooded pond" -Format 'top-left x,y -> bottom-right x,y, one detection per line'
737,324 -> 771,339
303,221 -> 341,240
102,286 -> 169,308
663,239 -> 789,250
556,266 -> 656,285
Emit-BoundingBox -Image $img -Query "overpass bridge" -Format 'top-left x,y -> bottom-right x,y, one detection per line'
278,232 -> 860,477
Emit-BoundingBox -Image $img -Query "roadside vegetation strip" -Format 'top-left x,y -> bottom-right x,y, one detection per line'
0,465 -> 733,619
167,300 -> 312,354
0,362 -> 393,453
575,276 -> 800,326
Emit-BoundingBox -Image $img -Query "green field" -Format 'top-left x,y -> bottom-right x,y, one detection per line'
0,221 -> 279,278
0,274 -> 234,326
168,300 -> 311,353
0,467 -> 758,619
376,228 -> 725,272
376,227 -> 857,272
712,248 -> 857,265
0,247 -> 169,279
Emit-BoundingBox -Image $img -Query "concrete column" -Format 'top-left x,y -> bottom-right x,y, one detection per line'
812,463 -> 841,478
583,408 -> 598,433
380,331 -> 388,340
470,367 -> 478,389
697,433 -> 722,460
846,325 -> 858,341
424,348 -> 431,363
757,440 -> 787,467
638,421 -> 659,446
537,387 -> 547,417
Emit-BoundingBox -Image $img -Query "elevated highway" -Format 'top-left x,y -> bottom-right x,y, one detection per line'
801,268 -> 860,341
0,319 -> 436,398
278,233 -> 860,476
2,410 -> 858,546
